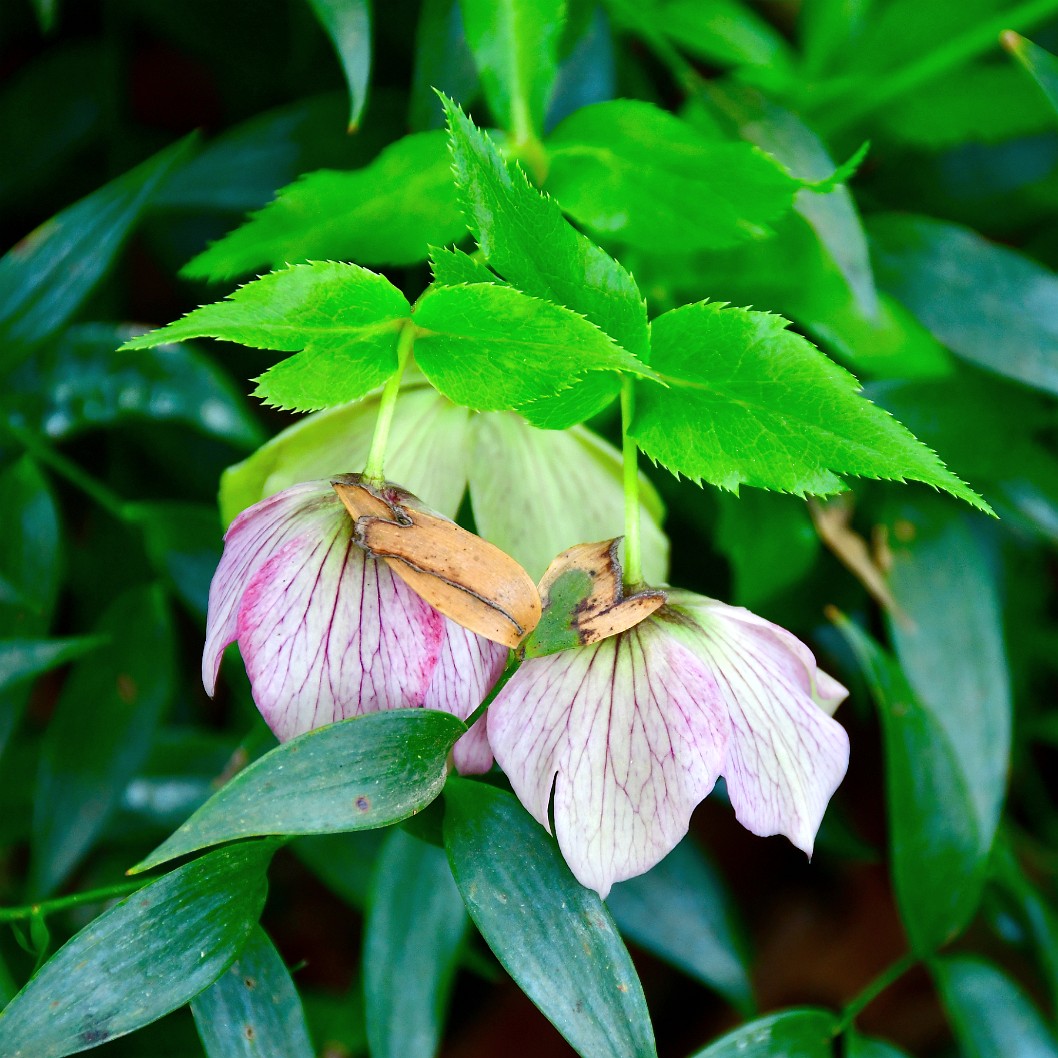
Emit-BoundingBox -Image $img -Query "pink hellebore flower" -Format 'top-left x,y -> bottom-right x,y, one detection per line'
488,588 -> 850,897
203,479 -> 508,773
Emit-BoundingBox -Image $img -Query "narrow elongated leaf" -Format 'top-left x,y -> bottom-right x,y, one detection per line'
413,282 -> 648,412
458,0 -> 563,138
364,829 -> 467,1058
443,779 -> 657,1058
8,323 -> 262,448
0,135 -> 195,368
545,99 -> 802,254
870,215 -> 1058,398
0,636 -> 106,695
1004,32 -> 1058,116
443,97 -> 648,425
410,0 -> 478,130
607,837 -> 751,1009
688,1009 -> 836,1057
307,0 -> 371,130
837,620 -> 984,952
192,925 -> 314,1058
184,133 -> 465,281
632,301 -> 989,511
133,710 -> 466,872
122,262 -> 411,413
886,506 -> 1011,856
0,841 -> 277,1058
933,955 -> 1058,1058
30,586 -> 175,896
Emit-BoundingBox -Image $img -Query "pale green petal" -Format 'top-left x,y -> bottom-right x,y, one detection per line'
219,383 -> 472,525
467,413 -> 669,582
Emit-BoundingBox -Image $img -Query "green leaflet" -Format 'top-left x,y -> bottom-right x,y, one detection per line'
122,262 -> 411,412
687,1009 -> 836,1057
1005,32 -> 1058,117
306,0 -> 372,131
544,99 -> 804,253
631,300 -> 990,511
183,131 -> 465,280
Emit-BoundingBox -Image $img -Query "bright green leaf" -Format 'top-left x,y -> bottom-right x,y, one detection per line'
607,837 -> 751,1010
443,779 -> 658,1058
632,301 -> 990,511
429,246 -> 501,286
458,0 -> 563,139
122,262 -> 411,413
192,925 -> 314,1058
413,281 -> 649,412
933,955 -> 1058,1058
0,134 -> 196,369
30,586 -> 175,897
0,636 -> 106,696
306,0 -> 371,130
0,841 -> 277,1058
688,1008 -> 836,1057
364,829 -> 467,1058
132,710 -> 466,872
183,132 -> 465,281
870,215 -> 1058,398
836,619 -> 984,952
545,99 -> 802,254
1005,32 -> 1058,116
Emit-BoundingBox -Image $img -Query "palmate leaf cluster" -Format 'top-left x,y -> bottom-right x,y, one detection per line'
2,1 -> 1058,1057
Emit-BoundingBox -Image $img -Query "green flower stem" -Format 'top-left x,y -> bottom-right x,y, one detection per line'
621,378 -> 644,588
0,879 -> 149,924
816,0 -> 1058,134
362,322 -> 416,483
835,951 -> 918,1033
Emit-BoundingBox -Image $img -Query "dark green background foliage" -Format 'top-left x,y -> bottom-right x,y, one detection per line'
1,0 -> 1058,1056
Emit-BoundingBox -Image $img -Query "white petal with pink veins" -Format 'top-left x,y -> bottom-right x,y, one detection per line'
422,622 -> 507,774
488,622 -> 729,898
665,591 -> 850,856
236,518 -> 446,741
202,481 -> 342,695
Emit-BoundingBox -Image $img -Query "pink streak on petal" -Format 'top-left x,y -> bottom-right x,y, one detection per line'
422,621 -> 507,774
202,481 -> 341,696
489,623 -> 729,898
236,520 -> 446,741
666,591 -> 851,856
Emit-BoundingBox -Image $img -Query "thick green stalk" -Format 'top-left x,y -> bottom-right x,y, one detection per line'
835,951 -> 918,1033
621,379 -> 644,588
362,322 -> 415,483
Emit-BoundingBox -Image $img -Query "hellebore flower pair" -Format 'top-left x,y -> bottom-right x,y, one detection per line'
206,477 -> 850,897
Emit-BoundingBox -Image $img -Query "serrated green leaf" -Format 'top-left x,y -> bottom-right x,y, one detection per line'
413,281 -> 649,412
122,262 -> 410,413
0,841 -> 277,1058
443,96 -> 648,425
7,323 -> 263,449
1005,32 -> 1058,116
933,955 -> 1058,1058
632,300 -> 990,511
545,99 -> 802,254
183,132 -> 465,281
0,134 -> 196,370
30,586 -> 175,897
192,925 -> 314,1058
429,246 -> 501,286
364,829 -> 467,1058
443,779 -> 657,1058
0,636 -> 106,696
870,214 -> 1058,398
607,837 -> 751,1010
132,710 -> 466,872
307,0 -> 371,130
688,1008 -> 836,1057
458,0 -> 563,139
836,619 -> 984,952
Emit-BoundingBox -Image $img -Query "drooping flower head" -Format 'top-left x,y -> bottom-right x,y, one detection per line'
203,475 -> 540,773
487,541 -> 850,896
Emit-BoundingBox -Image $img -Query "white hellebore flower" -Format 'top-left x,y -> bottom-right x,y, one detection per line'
488,563 -> 850,897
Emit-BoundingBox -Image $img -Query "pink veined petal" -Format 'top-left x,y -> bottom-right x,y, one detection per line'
666,591 -> 851,856
236,517 -> 446,741
202,481 -> 341,695
488,622 -> 729,898
422,621 -> 507,775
